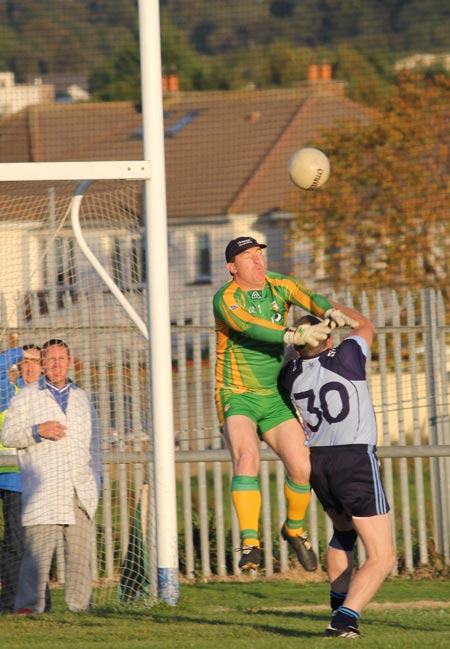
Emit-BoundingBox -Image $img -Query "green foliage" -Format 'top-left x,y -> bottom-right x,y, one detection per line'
0,25 -> 21,72
0,0 -> 138,79
162,0 -> 450,52
333,43 -> 393,106
177,510 -> 235,576
160,16 -> 219,91
0,1 -> 449,101
90,43 -> 141,101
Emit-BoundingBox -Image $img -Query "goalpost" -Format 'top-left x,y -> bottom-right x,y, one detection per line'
0,0 -> 179,606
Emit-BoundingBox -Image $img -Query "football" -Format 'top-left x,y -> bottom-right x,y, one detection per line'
288,147 -> 330,190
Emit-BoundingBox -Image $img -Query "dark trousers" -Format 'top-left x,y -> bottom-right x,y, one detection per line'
0,490 -> 23,612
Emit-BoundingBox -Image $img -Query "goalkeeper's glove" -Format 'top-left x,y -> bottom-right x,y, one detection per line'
324,308 -> 358,329
284,320 -> 332,347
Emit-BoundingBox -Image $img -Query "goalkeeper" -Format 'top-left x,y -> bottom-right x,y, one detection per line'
213,236 -> 356,571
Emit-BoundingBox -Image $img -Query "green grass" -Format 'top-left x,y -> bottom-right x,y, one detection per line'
2,578 -> 449,648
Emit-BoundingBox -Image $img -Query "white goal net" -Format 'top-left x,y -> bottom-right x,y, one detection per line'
0,177 -> 157,608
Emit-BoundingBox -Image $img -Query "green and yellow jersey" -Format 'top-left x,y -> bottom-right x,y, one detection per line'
213,270 -> 332,395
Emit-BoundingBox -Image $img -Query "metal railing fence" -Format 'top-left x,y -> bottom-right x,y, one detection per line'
0,287 -> 448,591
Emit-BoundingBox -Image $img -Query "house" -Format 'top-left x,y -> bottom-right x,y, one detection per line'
0,77 -> 374,332
25,73 -> 91,104
0,72 -> 54,116
395,53 -> 450,72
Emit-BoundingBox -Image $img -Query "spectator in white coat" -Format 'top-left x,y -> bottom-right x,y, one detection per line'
1,339 -> 102,614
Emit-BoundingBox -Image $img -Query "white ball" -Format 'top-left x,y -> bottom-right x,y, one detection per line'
288,147 -> 330,190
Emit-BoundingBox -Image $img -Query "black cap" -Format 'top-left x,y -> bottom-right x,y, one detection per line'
225,237 -> 267,263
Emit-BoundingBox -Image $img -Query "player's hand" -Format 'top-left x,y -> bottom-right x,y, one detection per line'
284,320 -> 332,347
324,309 -> 358,329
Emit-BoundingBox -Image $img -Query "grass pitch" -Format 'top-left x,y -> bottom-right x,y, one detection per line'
1,578 -> 449,648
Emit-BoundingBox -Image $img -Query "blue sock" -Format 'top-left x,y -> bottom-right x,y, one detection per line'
332,606 -> 360,629
330,590 -> 347,611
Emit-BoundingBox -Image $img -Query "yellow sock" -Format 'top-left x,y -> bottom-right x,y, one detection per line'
284,477 -> 311,536
231,475 -> 261,547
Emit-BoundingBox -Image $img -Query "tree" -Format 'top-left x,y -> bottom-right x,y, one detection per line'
333,44 -> 392,107
288,73 -> 450,297
0,26 -> 21,72
89,43 -> 140,101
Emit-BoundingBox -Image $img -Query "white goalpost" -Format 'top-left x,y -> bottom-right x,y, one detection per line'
137,0 -> 178,606
0,161 -> 151,182
0,0 -> 179,607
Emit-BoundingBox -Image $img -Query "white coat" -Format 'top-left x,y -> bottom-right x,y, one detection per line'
1,377 -> 102,525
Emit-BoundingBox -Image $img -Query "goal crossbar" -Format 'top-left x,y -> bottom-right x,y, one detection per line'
0,160 -> 150,181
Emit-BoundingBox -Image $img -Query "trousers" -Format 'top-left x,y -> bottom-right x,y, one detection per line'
0,490 -> 23,612
15,496 -> 95,613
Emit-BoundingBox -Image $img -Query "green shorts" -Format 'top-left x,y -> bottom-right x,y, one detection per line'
216,387 -> 297,437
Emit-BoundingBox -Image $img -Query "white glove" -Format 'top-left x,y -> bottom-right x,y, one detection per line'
284,320 -> 332,347
324,309 -> 358,329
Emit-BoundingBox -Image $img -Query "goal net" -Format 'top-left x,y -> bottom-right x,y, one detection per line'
0,177 -> 158,608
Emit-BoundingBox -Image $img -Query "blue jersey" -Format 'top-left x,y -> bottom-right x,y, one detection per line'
282,336 -> 377,447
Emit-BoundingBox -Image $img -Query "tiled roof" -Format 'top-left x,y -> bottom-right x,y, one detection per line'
0,83 -> 374,220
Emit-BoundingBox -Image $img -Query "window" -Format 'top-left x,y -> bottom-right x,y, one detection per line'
42,236 -> 77,290
194,233 -> 211,284
111,234 -> 146,290
39,236 -> 78,309
24,236 -> 78,320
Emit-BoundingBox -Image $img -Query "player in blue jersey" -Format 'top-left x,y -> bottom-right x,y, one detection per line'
282,303 -> 396,638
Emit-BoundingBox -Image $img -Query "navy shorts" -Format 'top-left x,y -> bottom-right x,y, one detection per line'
309,444 -> 390,518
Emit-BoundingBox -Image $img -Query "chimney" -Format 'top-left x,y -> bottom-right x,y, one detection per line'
307,64 -> 319,81
307,64 -> 332,82
162,74 -> 179,93
321,64 -> 332,80
168,74 -> 179,92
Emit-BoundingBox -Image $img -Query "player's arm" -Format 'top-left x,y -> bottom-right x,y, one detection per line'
214,295 -> 331,348
270,273 -> 333,318
213,283 -> 333,346
283,278 -> 358,331
213,293 -> 285,343
331,302 -> 375,347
